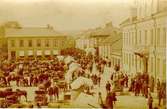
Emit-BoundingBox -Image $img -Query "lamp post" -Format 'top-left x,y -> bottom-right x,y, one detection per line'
134,51 -> 149,73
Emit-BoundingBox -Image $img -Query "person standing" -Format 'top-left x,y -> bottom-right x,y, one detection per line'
53,85 -> 59,101
106,81 -> 111,94
98,92 -> 103,105
30,74 -> 33,86
48,86 -> 54,102
105,91 -> 117,109
143,81 -> 149,98
156,79 -> 160,92
150,76 -> 155,92
148,93 -> 153,109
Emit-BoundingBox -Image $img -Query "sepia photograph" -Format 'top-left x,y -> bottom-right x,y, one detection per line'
0,0 -> 166,108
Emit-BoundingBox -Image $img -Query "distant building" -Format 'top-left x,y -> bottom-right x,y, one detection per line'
76,22 -> 122,66
120,0 -> 167,80
99,32 -> 122,67
0,21 -> 71,60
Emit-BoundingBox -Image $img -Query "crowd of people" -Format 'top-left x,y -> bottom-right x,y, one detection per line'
0,47 -> 166,109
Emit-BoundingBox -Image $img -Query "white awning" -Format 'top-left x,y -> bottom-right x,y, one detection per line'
57,55 -> 64,61
37,50 -> 42,56
28,50 -> 33,56
44,50 -> 51,55
53,50 -> 59,55
71,77 -> 93,90
19,51 -> 24,56
64,56 -> 75,64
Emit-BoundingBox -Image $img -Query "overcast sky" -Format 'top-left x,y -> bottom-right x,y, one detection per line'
0,0 -> 134,33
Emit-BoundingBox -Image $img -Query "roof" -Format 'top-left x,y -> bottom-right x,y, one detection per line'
91,26 -> 120,36
99,33 -> 122,56
5,27 -> 65,37
77,21 -> 120,39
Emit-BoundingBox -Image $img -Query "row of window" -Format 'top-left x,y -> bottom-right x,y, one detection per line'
123,53 -> 139,70
123,27 -> 166,46
10,39 -> 63,47
123,53 -> 166,75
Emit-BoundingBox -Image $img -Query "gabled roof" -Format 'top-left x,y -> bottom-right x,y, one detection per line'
91,25 -> 120,36
120,16 -> 137,27
77,21 -> 121,39
99,32 -> 122,55
5,27 -> 65,37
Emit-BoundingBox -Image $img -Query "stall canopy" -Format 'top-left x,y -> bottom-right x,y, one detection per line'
53,50 -> 59,55
64,56 -> 75,64
19,51 -> 24,56
71,77 -> 93,90
85,47 -> 96,56
45,50 -> 51,55
57,55 -> 64,61
65,62 -> 81,83
37,50 -> 42,56
28,50 -> 33,56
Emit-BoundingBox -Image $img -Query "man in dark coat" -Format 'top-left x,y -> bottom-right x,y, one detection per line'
105,91 -> 117,109
148,93 -> 153,109
106,81 -> 111,94
53,85 -> 59,101
48,86 -> 54,102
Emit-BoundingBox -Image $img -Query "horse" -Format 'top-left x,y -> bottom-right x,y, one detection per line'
16,89 -> 27,102
0,90 -> 15,98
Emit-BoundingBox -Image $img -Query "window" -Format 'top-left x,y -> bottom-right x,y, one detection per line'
129,32 -> 130,45
163,59 -> 166,77
140,59 -> 142,70
11,40 -> 15,47
132,32 -> 134,45
19,40 -> 24,47
151,29 -> 154,45
163,28 -> 166,45
126,33 -> 128,45
135,31 -> 137,45
123,33 -> 125,46
45,40 -> 49,47
157,28 -> 160,45
54,40 -> 58,47
37,39 -> 41,47
157,58 -> 160,73
28,40 -> 32,47
132,55 -> 134,66
145,30 -> 147,45
129,54 -> 131,69
126,53 -> 128,65
139,30 -> 141,44
151,57 -> 153,73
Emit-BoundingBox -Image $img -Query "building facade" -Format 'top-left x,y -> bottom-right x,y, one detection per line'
0,21 -> 73,60
120,0 -> 167,80
76,22 -> 122,67
99,33 -> 122,67
5,27 -> 67,60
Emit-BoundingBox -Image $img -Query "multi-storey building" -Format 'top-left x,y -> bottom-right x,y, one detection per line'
99,32 -> 122,67
0,21 -> 74,60
120,0 -> 167,80
76,22 -> 122,66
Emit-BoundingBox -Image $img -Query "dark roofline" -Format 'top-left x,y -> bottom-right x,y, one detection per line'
90,35 -> 110,38
5,35 -> 67,38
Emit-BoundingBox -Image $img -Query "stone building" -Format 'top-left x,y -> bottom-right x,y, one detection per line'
76,22 -> 122,66
0,21 -> 72,60
120,0 -> 167,80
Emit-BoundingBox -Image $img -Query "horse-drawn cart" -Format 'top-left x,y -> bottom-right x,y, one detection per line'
5,94 -> 19,107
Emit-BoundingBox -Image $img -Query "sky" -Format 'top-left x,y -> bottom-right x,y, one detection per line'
0,0 -> 134,33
